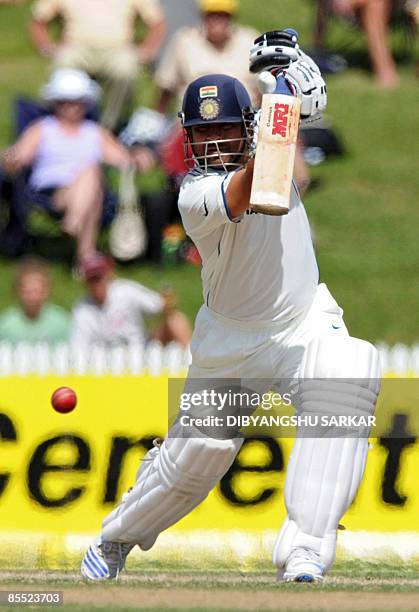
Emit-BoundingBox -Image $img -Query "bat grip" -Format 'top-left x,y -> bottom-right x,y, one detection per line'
274,74 -> 294,96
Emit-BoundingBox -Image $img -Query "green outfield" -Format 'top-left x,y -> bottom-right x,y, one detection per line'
0,1 -> 418,344
0,562 -> 418,611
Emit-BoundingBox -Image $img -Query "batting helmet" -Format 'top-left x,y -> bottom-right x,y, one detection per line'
181,74 -> 252,127
179,74 -> 254,173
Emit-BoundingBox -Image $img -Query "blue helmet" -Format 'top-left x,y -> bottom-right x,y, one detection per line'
181,74 -> 252,127
179,74 -> 255,173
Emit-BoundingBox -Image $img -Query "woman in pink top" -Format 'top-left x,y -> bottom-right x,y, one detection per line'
3,69 -> 153,261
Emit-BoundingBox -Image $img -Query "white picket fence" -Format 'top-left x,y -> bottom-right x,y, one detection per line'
0,341 -> 190,376
0,341 -> 417,376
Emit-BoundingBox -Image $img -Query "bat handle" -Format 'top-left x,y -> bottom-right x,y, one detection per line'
274,74 -> 294,97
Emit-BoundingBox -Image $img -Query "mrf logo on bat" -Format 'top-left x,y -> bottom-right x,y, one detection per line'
272,103 -> 290,137
265,102 -> 290,138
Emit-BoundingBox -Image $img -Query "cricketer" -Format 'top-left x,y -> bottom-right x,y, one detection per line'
81,28 -> 381,584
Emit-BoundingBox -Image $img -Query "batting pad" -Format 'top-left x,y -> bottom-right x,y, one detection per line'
273,336 -> 381,572
101,431 -> 242,548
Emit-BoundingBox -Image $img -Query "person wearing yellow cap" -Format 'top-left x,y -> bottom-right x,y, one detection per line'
199,0 -> 239,13
155,0 -> 259,113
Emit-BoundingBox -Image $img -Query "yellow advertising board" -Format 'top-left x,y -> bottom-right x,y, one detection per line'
0,375 -> 418,537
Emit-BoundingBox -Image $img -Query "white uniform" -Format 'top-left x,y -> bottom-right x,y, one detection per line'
71,279 -> 163,348
99,169 -> 380,580
178,170 -> 346,383
179,171 -> 318,323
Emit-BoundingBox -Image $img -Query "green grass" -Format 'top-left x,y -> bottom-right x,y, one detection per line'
8,609 -> 415,612
1,560 -> 418,587
0,563 -> 418,612
0,2 -> 418,342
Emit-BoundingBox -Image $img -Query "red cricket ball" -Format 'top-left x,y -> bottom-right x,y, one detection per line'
51,387 -> 77,413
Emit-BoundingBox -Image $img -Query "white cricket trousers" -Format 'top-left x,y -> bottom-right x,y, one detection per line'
102,283 -> 379,573
188,283 -> 347,382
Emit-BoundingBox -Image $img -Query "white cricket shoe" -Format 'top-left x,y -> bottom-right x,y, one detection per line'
281,547 -> 325,583
81,538 -> 134,581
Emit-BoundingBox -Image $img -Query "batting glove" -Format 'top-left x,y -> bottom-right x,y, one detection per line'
284,51 -> 327,120
249,28 -> 300,74
250,28 -> 327,120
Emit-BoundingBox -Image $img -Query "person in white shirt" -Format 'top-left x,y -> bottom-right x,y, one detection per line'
30,0 -> 167,129
81,32 -> 380,585
71,251 -> 191,348
155,0 -> 259,110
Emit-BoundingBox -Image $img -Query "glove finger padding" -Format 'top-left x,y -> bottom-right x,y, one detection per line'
253,29 -> 298,47
296,49 -> 322,75
249,47 -> 298,74
250,28 -> 299,74
284,60 -> 327,119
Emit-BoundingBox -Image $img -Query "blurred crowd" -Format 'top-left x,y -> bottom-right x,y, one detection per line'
0,253 -> 192,348
0,0 -> 417,347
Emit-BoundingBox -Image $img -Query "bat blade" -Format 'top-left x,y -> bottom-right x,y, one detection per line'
250,92 -> 301,216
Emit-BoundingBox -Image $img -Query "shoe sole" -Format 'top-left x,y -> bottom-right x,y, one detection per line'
284,572 -> 324,583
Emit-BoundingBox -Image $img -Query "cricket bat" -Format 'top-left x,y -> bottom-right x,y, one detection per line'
250,75 -> 301,216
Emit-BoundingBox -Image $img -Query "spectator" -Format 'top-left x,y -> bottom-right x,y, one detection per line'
71,251 -> 192,348
0,257 -> 70,344
29,0 -> 167,129
315,0 -> 399,88
155,0 -> 260,112
2,69 -> 154,263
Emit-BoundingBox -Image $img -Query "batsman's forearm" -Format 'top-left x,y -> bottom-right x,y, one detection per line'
225,159 -> 254,218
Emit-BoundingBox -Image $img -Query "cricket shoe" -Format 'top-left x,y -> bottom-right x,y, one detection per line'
281,547 -> 325,583
81,538 -> 134,581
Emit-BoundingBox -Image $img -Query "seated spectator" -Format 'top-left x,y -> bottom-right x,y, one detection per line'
71,251 -> 192,348
0,257 -> 70,344
2,69 -> 153,263
315,0 -> 400,88
29,0 -> 167,130
155,0 -> 260,111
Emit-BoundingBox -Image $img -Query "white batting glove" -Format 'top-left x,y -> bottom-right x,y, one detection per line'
284,51 -> 327,120
249,28 -> 327,121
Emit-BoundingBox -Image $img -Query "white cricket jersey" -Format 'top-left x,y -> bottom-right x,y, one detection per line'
71,279 -> 163,347
178,171 -> 319,323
